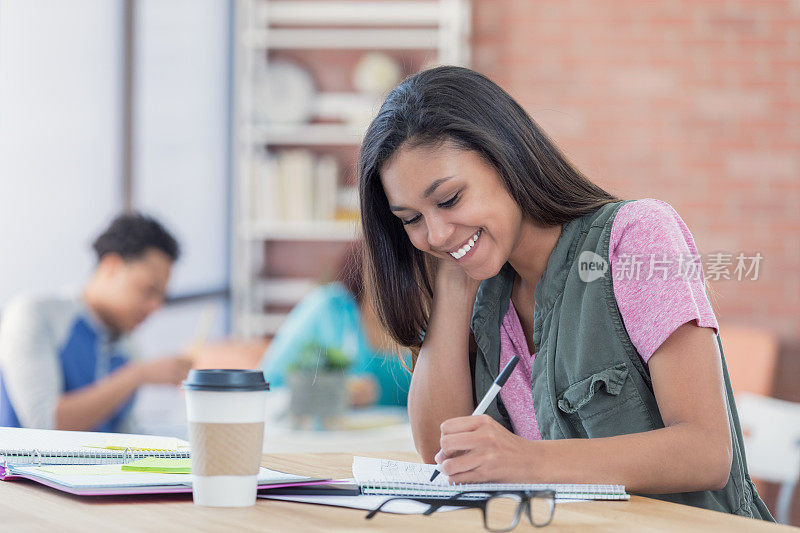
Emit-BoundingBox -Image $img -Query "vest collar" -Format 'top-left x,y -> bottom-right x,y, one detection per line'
470,217 -> 584,360
471,263 -> 513,336
533,216 -> 584,315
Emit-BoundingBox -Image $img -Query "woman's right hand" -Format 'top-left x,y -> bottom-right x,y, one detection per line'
409,256 -> 481,462
433,256 -> 482,303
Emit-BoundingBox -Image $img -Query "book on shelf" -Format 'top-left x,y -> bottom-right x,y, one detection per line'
250,149 -> 344,225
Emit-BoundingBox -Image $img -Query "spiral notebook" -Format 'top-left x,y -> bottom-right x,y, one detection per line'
353,456 -> 630,501
2,463 -> 321,496
0,427 -> 324,496
0,427 -> 191,466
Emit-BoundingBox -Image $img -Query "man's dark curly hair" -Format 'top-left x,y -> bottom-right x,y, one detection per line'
92,213 -> 180,262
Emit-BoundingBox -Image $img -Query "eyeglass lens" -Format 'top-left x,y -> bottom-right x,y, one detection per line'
528,493 -> 556,527
483,492 -> 555,531
485,494 -> 523,531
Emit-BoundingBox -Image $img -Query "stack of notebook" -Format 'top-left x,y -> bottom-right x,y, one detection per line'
0,427 -> 322,496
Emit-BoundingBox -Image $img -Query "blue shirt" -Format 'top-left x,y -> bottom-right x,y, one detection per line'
0,294 -> 136,432
261,283 -> 410,406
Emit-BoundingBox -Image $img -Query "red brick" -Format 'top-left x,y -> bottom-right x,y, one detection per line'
473,0 -> 800,342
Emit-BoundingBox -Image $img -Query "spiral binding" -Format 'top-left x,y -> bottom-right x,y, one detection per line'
0,448 -> 190,467
359,481 -> 629,500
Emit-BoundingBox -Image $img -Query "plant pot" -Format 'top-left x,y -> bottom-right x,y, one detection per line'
287,370 -> 347,430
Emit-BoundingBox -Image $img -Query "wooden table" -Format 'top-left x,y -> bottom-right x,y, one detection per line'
1,452 -> 796,532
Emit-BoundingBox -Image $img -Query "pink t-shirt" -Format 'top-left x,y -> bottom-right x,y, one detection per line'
498,199 -> 719,440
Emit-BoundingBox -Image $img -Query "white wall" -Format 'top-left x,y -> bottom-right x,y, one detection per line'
131,0 -> 231,359
0,0 -> 233,436
0,0 -> 124,306
0,0 -> 232,352
132,0 -> 230,297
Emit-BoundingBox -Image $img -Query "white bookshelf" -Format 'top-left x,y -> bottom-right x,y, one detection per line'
231,0 -> 471,337
257,1 -> 442,25
245,124 -> 366,146
242,220 -> 361,241
245,29 -> 442,50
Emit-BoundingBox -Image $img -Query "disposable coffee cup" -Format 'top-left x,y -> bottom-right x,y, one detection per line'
183,369 -> 269,507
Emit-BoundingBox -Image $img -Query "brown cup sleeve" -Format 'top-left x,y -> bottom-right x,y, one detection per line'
189,422 -> 265,476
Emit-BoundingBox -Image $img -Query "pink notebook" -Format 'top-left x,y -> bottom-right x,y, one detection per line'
0,463 -> 327,496
0,427 -> 326,497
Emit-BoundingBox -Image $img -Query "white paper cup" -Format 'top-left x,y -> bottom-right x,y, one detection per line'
183,369 -> 269,507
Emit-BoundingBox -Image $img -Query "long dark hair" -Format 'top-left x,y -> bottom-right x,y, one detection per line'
359,66 -> 619,349
334,241 -> 364,307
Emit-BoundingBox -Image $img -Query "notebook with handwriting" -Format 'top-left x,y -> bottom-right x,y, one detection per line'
352,456 -> 629,501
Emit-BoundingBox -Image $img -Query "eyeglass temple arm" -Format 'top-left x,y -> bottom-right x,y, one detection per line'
367,497 -> 433,519
365,503 -> 387,519
425,494 -> 488,515
422,504 -> 440,516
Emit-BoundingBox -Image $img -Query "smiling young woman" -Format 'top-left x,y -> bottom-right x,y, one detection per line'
357,66 -> 773,521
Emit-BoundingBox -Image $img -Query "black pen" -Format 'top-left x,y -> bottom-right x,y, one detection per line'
429,355 -> 520,482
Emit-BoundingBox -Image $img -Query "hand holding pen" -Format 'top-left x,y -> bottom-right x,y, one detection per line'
430,355 -> 520,482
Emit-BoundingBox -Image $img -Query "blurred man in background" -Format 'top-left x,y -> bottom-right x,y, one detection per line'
0,213 -> 192,432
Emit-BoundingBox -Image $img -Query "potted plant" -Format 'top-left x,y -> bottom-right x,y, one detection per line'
287,341 -> 352,429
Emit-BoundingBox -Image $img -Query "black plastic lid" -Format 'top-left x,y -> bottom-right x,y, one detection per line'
182,369 -> 270,392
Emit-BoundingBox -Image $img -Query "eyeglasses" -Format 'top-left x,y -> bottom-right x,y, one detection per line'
366,489 -> 556,531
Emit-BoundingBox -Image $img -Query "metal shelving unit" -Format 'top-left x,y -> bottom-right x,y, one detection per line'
231,0 -> 471,337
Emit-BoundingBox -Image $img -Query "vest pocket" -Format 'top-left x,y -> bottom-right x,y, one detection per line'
556,363 -> 652,438
557,364 -> 629,415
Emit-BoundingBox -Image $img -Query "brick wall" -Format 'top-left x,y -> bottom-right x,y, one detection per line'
471,0 -> 800,343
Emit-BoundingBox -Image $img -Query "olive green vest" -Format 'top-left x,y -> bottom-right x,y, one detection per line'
470,200 -> 773,520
